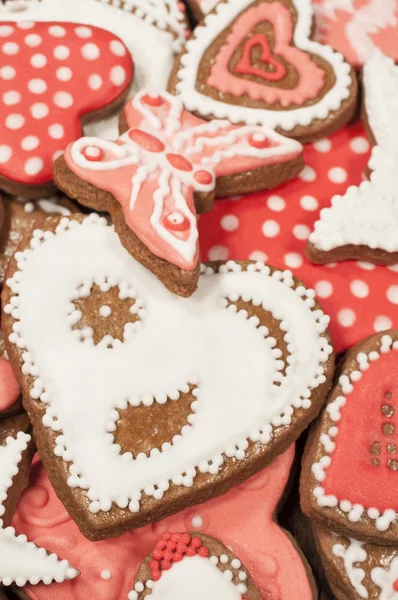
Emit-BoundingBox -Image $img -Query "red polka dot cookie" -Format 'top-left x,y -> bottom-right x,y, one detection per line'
0,20 -> 133,198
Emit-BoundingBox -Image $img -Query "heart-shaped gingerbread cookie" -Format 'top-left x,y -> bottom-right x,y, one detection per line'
3,213 -> 334,540
302,330 -> 398,544
168,0 -> 357,142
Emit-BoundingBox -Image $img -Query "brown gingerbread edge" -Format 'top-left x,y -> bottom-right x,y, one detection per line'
305,242 -> 398,266
167,0 -> 359,144
53,159 -> 200,298
301,329 -> 398,545
2,215 -> 335,540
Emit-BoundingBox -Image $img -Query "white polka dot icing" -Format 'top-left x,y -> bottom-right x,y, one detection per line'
0,20 -> 133,187
4,214 -> 333,527
0,430 -> 78,587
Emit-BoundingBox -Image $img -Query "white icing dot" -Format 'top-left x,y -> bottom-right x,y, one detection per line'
388,264 -> 398,272
52,150 -> 63,162
2,42 -> 19,55
191,515 -> 203,528
357,261 -> 376,271
387,285 -> 398,305
21,136 -> 40,151
48,25 -> 66,38
374,316 -> 393,332
284,252 -> 303,269
54,45 -> 70,60
328,167 -> 347,184
0,145 -> 12,164
53,91 -> 74,108
220,215 -> 239,231
350,280 -> 369,299
249,251 -> 268,262
208,245 -> 229,261
267,195 -> 285,211
299,166 -> 316,182
56,67 -> 73,82
313,139 -> 331,153
24,157 -> 44,176
100,570 -> 112,580
25,34 -> 42,48
338,308 -> 356,327
75,26 -> 92,38
110,40 -> 126,56
0,25 -> 14,37
350,137 -> 369,154
48,123 -> 64,140
88,74 -> 103,90
110,65 -> 126,86
0,65 -> 16,80
293,224 -> 310,240
28,78 -> 47,94
3,90 -> 21,105
6,113 -> 24,130
99,305 -> 112,318
30,53 -> 47,68
300,195 -> 318,211
315,280 -> 333,298
262,220 -> 280,238
17,21 -> 34,30
82,42 -> 100,60
31,102 -> 49,119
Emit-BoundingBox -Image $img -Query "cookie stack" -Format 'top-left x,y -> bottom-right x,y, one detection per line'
0,1 -> 396,599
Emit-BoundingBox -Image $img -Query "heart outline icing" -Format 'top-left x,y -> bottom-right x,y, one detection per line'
303,331 -> 398,542
234,34 -> 287,82
3,214 -> 334,533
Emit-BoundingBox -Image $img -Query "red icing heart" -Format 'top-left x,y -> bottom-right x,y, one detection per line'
0,21 -> 133,187
235,34 -> 286,82
323,349 -> 398,511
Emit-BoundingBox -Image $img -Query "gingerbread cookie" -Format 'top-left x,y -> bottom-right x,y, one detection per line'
3,213 -> 334,540
0,413 -> 78,588
0,0 -> 189,140
0,194 -> 78,287
131,533 -> 261,600
0,328 -> 21,418
302,330 -> 398,544
168,0 -> 358,143
307,52 -> 398,265
54,90 -> 303,297
13,447 -> 317,600
0,20 -> 133,198
314,525 -> 398,600
313,0 -> 398,70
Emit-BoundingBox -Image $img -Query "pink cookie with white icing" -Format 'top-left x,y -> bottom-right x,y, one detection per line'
55,89 -> 303,297
168,0 -> 358,143
0,20 -> 133,198
302,330 -> 398,544
13,446 -> 316,600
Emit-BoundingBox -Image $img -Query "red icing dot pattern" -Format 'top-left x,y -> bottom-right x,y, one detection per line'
150,533 -> 209,581
199,122 -> 397,352
0,21 -> 133,186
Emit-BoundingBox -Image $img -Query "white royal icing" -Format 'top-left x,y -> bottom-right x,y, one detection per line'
371,555 -> 398,600
0,0 -> 187,139
311,335 -> 398,531
128,555 -> 247,600
5,214 -> 332,515
0,431 -> 78,587
333,538 -> 368,599
174,0 -> 353,130
309,52 -> 398,258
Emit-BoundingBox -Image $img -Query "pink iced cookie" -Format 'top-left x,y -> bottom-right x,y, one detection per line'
0,355 -> 20,414
13,445 -> 315,600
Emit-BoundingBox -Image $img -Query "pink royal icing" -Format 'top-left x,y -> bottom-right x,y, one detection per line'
207,2 -> 325,107
64,89 -> 302,271
0,21 -> 133,186
0,356 -> 20,412
13,445 -> 314,600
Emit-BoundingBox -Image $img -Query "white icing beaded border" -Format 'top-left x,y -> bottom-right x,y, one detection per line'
174,0 -> 353,130
4,214 -> 333,513
127,550 -> 248,599
311,334 -> 398,532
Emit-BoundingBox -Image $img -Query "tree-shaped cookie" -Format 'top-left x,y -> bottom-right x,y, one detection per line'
168,0 -> 358,142
54,90 -> 303,297
307,52 -> 398,265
